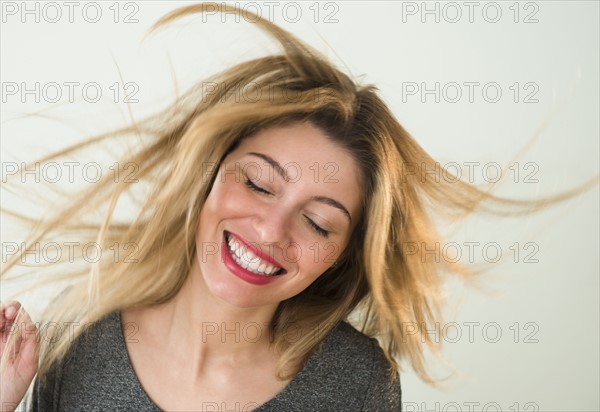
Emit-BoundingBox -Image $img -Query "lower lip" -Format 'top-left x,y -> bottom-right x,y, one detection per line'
221,235 -> 283,286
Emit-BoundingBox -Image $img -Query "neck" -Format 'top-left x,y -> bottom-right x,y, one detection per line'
143,259 -> 280,372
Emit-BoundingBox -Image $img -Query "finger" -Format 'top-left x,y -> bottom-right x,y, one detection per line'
14,306 -> 32,325
19,321 -> 40,370
2,301 -> 22,320
0,301 -> 14,329
3,323 -> 23,362
2,312 -> 37,363
1,305 -> 33,349
16,307 -> 37,348
1,301 -> 20,330
18,319 -> 39,361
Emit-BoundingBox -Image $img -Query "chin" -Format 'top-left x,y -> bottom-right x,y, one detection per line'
201,269 -> 276,308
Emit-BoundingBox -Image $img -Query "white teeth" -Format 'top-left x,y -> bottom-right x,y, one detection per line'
247,260 -> 260,272
244,249 -> 259,263
225,233 -> 282,276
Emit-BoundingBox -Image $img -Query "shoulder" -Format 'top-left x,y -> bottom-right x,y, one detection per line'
34,310 -> 122,381
281,321 -> 402,411
328,322 -> 402,410
28,310 -> 159,411
60,310 -> 124,367
317,321 -> 396,378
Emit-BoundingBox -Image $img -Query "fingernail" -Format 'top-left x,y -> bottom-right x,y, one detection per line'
6,305 -> 17,317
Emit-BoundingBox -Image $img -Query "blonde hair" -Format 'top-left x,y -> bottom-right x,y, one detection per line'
2,2 -> 597,392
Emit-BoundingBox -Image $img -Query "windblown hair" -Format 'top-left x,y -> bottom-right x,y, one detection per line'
1,2 -> 595,393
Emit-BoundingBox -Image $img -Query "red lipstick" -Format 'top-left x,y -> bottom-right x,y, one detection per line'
221,231 -> 287,285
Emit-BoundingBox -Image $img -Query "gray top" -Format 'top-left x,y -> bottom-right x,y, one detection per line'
25,310 -> 401,411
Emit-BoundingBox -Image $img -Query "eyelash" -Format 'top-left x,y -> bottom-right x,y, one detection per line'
244,178 -> 270,195
304,216 -> 330,238
244,178 -> 330,238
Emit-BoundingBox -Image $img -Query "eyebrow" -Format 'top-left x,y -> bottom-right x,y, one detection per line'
310,196 -> 352,222
248,152 -> 289,182
247,152 -> 352,222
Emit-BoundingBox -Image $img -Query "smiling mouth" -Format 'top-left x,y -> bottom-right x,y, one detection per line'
224,231 -> 287,277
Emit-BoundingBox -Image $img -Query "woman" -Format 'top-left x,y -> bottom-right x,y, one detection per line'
1,3 -> 595,411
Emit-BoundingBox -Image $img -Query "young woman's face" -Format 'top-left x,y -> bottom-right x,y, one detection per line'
196,121 -> 363,308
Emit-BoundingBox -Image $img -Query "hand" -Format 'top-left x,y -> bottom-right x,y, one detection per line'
0,301 -> 39,412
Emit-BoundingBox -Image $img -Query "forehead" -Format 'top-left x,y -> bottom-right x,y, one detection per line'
234,122 -> 360,182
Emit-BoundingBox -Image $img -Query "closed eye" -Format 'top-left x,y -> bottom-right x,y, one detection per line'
244,178 -> 271,195
304,215 -> 330,238
245,176 -> 329,238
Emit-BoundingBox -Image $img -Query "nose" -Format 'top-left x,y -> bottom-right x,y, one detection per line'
251,202 -> 293,250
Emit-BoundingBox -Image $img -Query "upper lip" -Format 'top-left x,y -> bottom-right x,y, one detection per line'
225,230 -> 286,270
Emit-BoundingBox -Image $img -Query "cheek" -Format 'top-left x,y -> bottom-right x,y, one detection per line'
201,175 -> 252,222
297,241 -> 342,278
197,177 -> 251,260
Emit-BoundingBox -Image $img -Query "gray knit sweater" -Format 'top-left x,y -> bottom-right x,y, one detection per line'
24,310 -> 401,411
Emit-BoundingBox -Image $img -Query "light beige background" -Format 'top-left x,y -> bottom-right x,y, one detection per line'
1,1 -> 598,410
